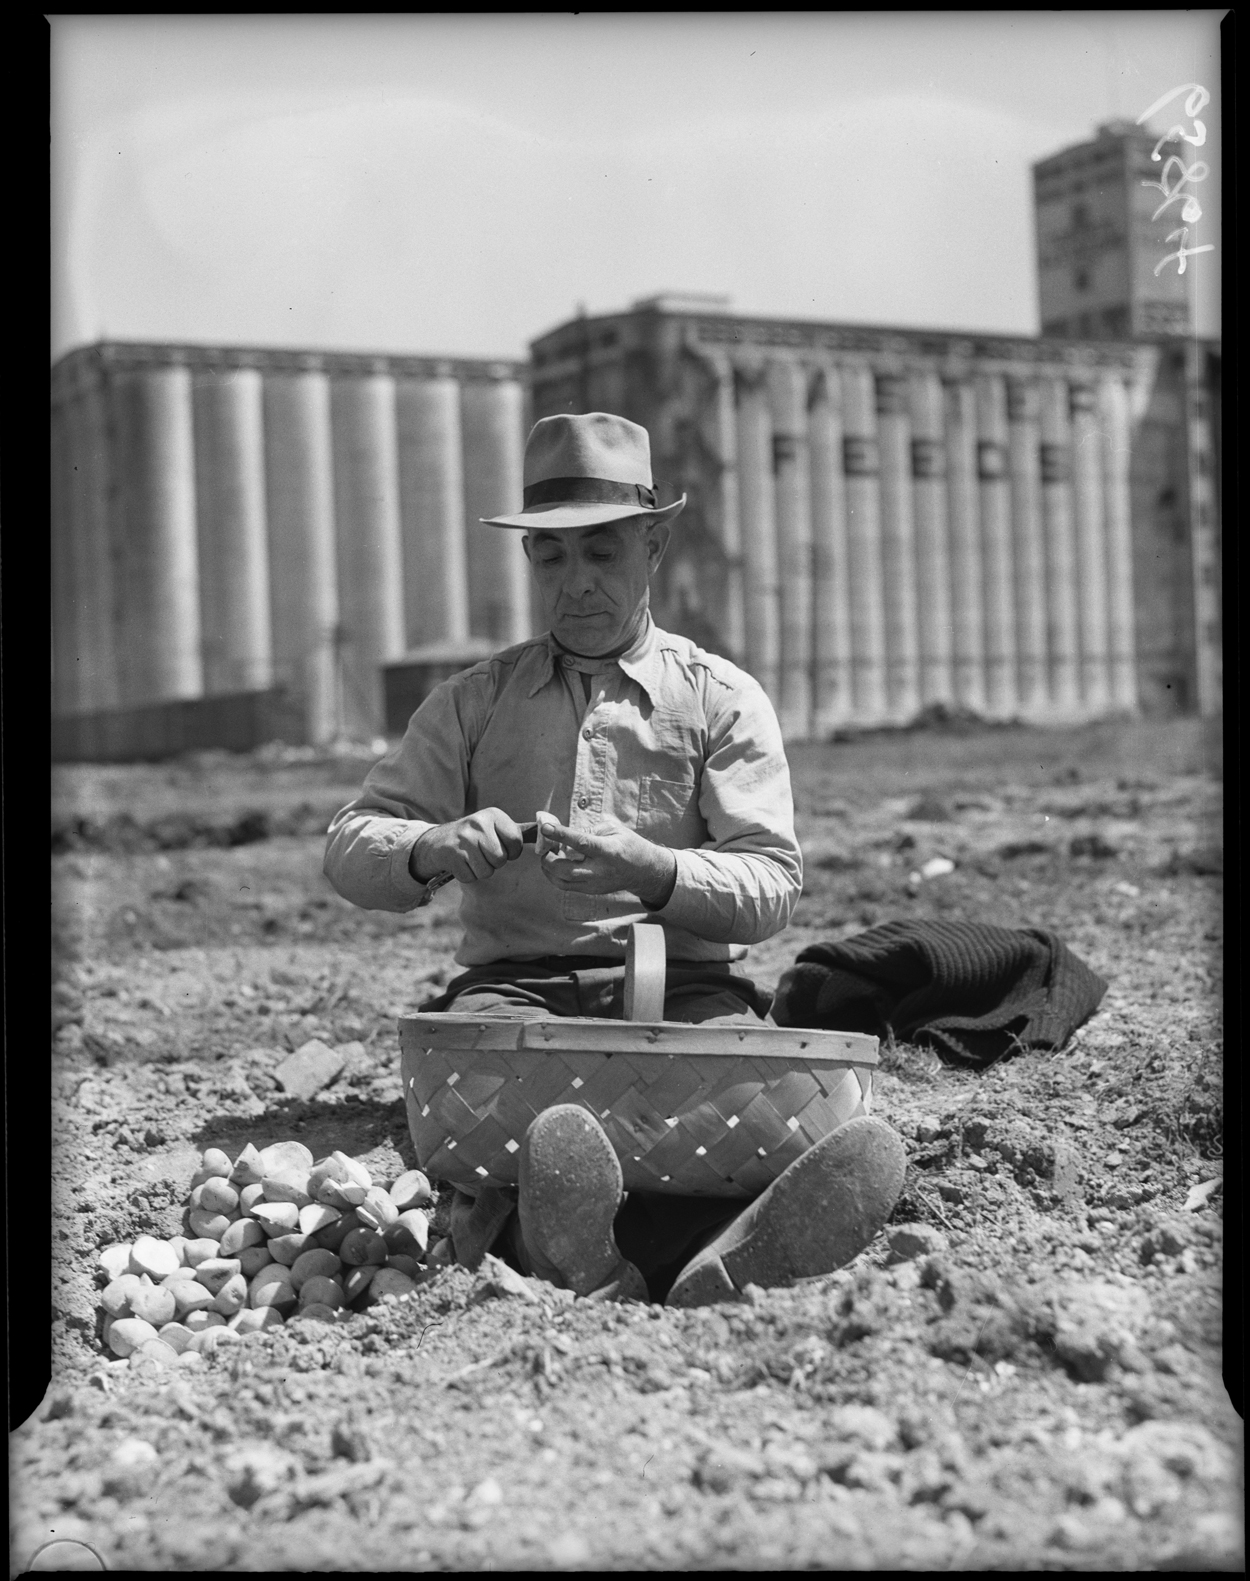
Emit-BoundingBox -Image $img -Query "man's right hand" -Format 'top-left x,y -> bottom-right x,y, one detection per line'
408,809 -> 527,886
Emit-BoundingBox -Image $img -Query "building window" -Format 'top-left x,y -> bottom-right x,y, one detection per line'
1074,267 -> 1091,292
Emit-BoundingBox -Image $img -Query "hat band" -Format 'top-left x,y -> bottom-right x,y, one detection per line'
522,476 -> 658,510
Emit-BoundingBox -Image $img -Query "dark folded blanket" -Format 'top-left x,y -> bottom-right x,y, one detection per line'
770,920 -> 1108,1068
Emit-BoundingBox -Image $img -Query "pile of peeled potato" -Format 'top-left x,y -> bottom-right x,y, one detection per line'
98,1142 -> 446,1367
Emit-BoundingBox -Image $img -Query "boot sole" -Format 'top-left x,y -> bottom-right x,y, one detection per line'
668,1116 -> 906,1306
518,1105 -> 627,1297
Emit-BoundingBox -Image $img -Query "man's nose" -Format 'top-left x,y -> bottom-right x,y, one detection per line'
562,557 -> 599,598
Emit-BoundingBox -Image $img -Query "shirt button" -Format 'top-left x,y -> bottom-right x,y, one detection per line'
578,796 -> 589,809
582,728 -> 592,740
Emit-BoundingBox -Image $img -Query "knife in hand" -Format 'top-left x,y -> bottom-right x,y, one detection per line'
417,816 -> 585,904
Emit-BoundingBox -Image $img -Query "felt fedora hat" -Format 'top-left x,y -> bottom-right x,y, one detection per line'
480,411 -> 686,531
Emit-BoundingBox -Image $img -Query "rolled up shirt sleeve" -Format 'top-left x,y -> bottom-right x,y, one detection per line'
323,677 -> 481,911
648,670 -> 803,946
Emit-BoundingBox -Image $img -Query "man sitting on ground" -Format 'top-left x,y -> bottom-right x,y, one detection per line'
324,411 -> 904,1305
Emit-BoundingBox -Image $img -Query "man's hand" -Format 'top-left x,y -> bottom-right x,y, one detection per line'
538,819 -> 678,908
409,809 -> 526,885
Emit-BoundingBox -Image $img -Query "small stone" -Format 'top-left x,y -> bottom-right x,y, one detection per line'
1052,1281 -> 1152,1383
694,1444 -> 767,1492
340,1227 -> 388,1267
300,1275 -> 346,1310
107,1317 -> 159,1357
886,1224 -> 948,1264
239,1183 -> 266,1214
470,1253 -> 540,1304
427,1237 -> 455,1266
920,856 -> 956,880
275,1040 -> 347,1101
182,1238 -> 222,1267
546,1533 -> 592,1567
128,1235 -> 181,1280
103,1437 -> 159,1496
388,1170 -> 432,1211
98,1244 -> 133,1281
258,1140 -> 315,1176
908,793 -> 952,823
200,1147 -> 234,1178
129,1285 -> 177,1328
225,1443 -> 296,1508
252,1201 -> 300,1236
470,1476 -> 504,1506
101,1274 -> 144,1318
829,1404 -> 896,1452
177,1349 -> 206,1369
915,1117 -> 942,1145
386,1254 -> 421,1279
187,1208 -> 232,1241
289,1248 -> 343,1289
194,1257 -> 244,1294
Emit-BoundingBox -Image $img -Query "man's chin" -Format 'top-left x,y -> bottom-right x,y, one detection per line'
554,618 -> 621,656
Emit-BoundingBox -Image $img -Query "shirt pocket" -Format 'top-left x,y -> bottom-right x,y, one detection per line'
638,775 -> 703,848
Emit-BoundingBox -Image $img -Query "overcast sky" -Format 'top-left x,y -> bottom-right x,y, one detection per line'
51,12 -> 1223,362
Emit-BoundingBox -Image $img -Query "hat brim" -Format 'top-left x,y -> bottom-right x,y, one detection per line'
480,495 -> 686,531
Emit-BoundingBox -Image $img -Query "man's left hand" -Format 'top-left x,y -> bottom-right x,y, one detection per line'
538,819 -> 677,908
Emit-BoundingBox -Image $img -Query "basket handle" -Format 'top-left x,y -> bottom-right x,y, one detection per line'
624,922 -> 667,1022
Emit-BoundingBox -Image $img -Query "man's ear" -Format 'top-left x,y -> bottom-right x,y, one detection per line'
521,532 -> 533,564
646,521 -> 672,573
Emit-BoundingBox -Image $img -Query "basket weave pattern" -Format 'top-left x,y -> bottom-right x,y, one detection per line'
400,1018 -> 875,1198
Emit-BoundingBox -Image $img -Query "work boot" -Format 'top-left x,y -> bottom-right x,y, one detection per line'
666,1115 -> 906,1307
517,1105 -> 647,1302
449,1186 -> 517,1272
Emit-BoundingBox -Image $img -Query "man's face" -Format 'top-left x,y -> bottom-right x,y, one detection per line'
523,518 -> 668,656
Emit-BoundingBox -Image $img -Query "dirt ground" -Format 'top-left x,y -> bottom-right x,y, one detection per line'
23,716 -> 1237,1572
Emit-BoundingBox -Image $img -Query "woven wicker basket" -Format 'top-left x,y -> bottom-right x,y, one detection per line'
399,926 -> 879,1199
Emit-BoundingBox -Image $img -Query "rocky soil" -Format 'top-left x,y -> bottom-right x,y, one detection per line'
23,717 -> 1238,1572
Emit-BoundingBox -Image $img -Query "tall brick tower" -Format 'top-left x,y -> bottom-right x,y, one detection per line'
1033,119 -> 1193,339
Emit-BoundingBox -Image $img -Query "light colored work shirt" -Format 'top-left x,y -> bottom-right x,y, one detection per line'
323,617 -> 803,966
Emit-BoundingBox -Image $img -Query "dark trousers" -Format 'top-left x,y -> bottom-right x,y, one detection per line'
420,956 -> 768,1300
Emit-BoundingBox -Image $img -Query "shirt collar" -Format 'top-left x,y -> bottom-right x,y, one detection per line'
527,614 -> 663,707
